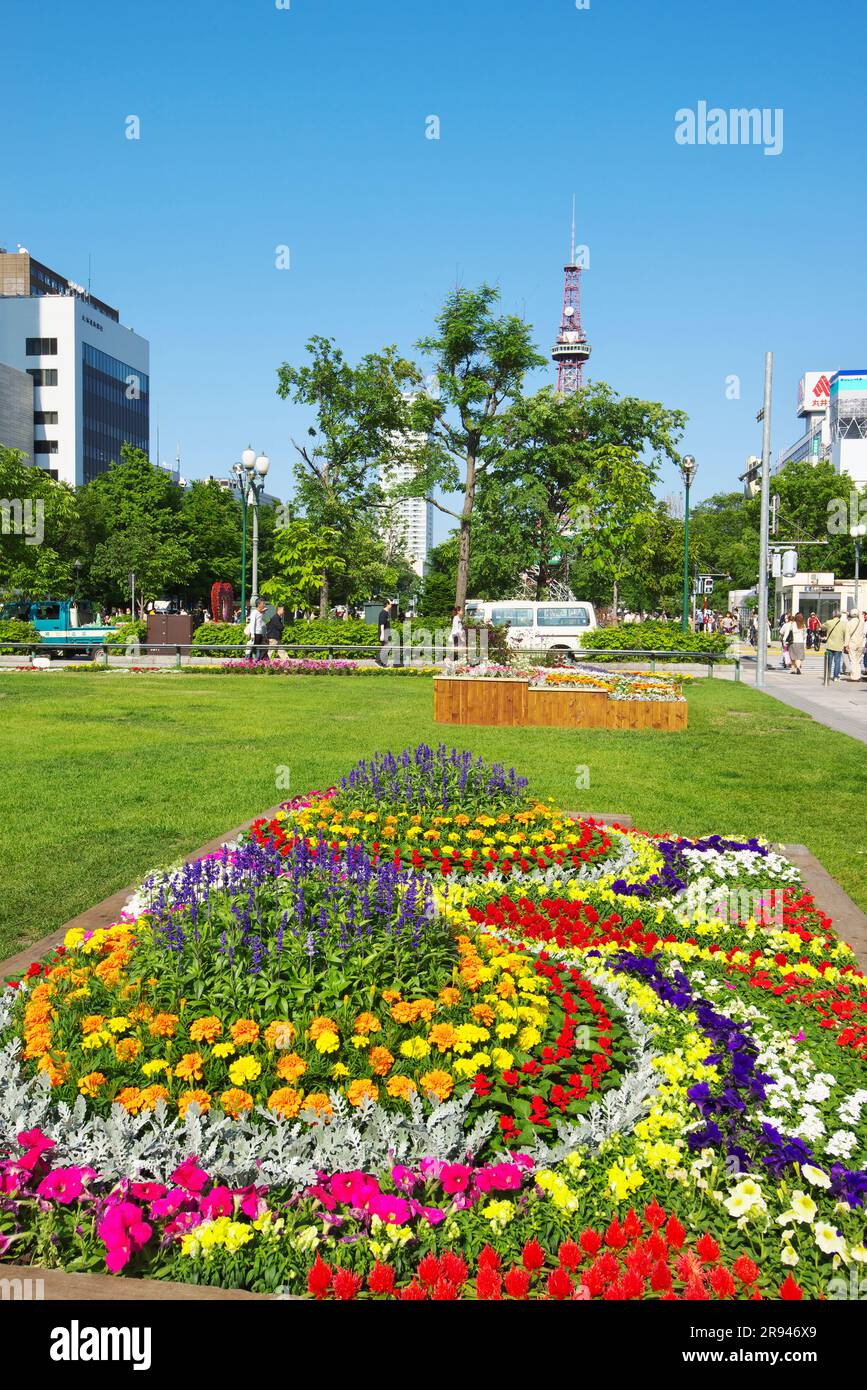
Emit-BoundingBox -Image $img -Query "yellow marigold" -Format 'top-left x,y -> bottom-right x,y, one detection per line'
275,1052 -> 307,1083
142,1058 -> 171,1078
303,1092 -> 333,1117
428,1023 -> 458,1052
369,1045 -> 394,1076
228,1055 -> 261,1086
81,1015 -> 106,1035
175,1051 -> 205,1082
331,1063 -> 349,1078
212,1041 -> 235,1059
106,1016 -> 131,1034
116,1086 -> 145,1114
267,1086 -> 304,1118
346,1079 -> 379,1107
189,1015 -> 223,1044
264,1020 -> 296,1050
149,1013 -> 179,1038
354,1012 -> 381,1035
399,1037 -> 431,1059
309,1016 -> 339,1040
419,1069 -> 454,1101
139,1085 -> 170,1110
177,1089 -> 211,1116
78,1071 -> 106,1097
230,1019 -> 260,1046
220,1088 -> 254,1118
438,987 -> 461,1007
386,1074 -> 417,1101
314,1030 -> 340,1054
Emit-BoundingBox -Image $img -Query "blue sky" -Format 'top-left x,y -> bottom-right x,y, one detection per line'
3,0 -> 865,542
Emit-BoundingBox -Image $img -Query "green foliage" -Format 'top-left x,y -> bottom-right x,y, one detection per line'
581,622 -> 728,655
103,620 -> 148,646
260,517 -> 344,612
0,447 -> 80,598
0,618 -> 40,653
190,622 -> 246,653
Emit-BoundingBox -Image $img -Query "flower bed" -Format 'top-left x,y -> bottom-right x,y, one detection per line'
1,743 -> 865,1300
219,658 -> 359,675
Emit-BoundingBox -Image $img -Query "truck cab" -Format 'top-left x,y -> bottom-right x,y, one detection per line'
0,598 -> 114,657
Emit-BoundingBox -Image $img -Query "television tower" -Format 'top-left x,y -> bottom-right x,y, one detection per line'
551,197 -> 591,394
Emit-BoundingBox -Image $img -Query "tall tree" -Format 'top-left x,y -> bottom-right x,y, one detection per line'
276,338 -> 420,616
0,447 -> 81,599
408,285 -> 546,608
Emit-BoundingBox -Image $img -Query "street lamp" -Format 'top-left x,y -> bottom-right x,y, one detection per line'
232,447 -> 270,623
852,521 -> 867,614
678,455 -> 698,631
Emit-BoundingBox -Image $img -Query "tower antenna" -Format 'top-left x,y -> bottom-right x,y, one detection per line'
570,194 -> 576,266
551,201 -> 591,395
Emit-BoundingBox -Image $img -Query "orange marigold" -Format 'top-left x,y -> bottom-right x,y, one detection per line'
175,1051 -> 205,1082
220,1087 -> 254,1118
116,1086 -> 145,1114
390,1001 -> 417,1024
368,1046 -> 394,1077
419,1069 -> 454,1102
471,1003 -> 496,1026
177,1089 -> 211,1116
381,990 -> 402,1004
303,1092 -> 333,1117
413,999 -> 436,1022
346,1079 -> 379,1107
264,1020 -> 296,1050
428,1023 -> 458,1052
149,1013 -> 179,1038
438,987 -> 462,1007
267,1086 -> 304,1118
230,1019 -> 260,1045
82,1015 -> 106,1035
139,1085 -> 170,1110
189,1015 -> 223,1044
309,1016 -> 339,1040
354,1012 -> 381,1035
115,1038 -> 142,1063
275,1052 -> 308,1083
385,1074 -> 417,1101
78,1071 -> 105,1098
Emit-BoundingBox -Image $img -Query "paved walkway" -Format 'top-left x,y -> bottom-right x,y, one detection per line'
739,650 -> 867,744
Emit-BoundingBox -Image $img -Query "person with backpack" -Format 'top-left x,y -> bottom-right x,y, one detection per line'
824,611 -> 847,682
789,612 -> 807,675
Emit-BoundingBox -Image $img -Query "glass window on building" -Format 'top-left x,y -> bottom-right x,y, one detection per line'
26,368 -> 58,386
25,337 -> 58,355
81,343 -> 149,484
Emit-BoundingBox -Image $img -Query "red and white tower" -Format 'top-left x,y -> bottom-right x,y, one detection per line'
551,198 -> 591,394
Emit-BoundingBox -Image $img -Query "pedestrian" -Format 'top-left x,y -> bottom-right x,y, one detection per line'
779,613 -> 794,669
789,612 -> 806,675
807,610 -> 821,651
245,599 -> 267,660
823,610 -> 847,682
450,604 -> 465,661
377,599 -> 392,667
844,608 -> 865,683
266,603 -> 287,659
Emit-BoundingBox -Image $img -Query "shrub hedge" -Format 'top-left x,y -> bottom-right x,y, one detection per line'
581,622 -> 729,656
0,618 -> 41,653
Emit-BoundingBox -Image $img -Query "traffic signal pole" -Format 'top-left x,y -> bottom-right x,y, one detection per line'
756,352 -> 773,692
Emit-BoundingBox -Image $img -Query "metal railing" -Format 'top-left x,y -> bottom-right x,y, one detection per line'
0,640 -> 738,679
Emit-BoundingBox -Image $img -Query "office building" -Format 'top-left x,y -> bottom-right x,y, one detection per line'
379,453 -> 433,579
0,360 -> 33,459
776,370 -> 867,488
0,248 -> 150,487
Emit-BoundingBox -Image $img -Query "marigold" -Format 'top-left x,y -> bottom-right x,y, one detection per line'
390,1001 -> 417,1024
309,1016 -> 339,1040
37,1054 -> 69,1086
189,1015 -> 223,1044
81,1015 -> 106,1035
303,1092 -> 333,1117
354,1012 -> 381,1035
220,1087 -> 254,1118
115,1038 -> 142,1063
149,1013 -> 179,1038
381,990 -> 402,1004
116,1086 -> 145,1114
139,1085 -> 170,1110
175,1052 -> 205,1082
212,1041 -> 235,1059
419,1069 -> 454,1102
438,987 -> 461,1007
178,1089 -> 211,1116
428,1023 -> 458,1052
314,1030 -> 340,1054
78,1071 -> 105,1097
471,1004 -> 496,1026
228,1055 -> 261,1086
385,1074 -> 417,1101
276,1052 -> 308,1083
264,1020 -> 296,1050
369,1046 -> 395,1076
267,1086 -> 304,1118
346,1079 -> 379,1107
230,1019 -> 260,1045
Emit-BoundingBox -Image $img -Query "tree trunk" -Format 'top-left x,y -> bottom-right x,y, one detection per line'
611,579 -> 619,624
319,569 -> 330,619
454,453 -> 476,609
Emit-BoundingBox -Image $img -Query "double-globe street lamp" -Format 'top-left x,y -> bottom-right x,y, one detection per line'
852,521 -> 867,615
678,454 -> 698,631
232,446 -> 270,622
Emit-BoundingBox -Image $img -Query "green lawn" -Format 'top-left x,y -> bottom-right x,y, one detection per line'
1,671 -> 865,960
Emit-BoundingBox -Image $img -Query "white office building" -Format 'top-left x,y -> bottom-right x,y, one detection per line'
379,453 -> 433,578
0,250 -> 149,487
776,370 -> 867,489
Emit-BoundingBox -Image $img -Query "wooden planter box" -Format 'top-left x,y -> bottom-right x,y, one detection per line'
434,678 -> 687,731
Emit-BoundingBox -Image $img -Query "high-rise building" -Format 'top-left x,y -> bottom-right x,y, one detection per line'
0,248 -> 150,486
379,452 -> 433,579
776,369 -> 867,488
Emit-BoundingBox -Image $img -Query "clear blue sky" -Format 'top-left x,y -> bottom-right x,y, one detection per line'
3,0 -> 864,541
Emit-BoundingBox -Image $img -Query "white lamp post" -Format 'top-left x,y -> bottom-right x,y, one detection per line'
231,448 -> 270,619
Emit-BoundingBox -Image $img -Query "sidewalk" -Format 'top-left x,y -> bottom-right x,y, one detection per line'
740,649 -> 867,744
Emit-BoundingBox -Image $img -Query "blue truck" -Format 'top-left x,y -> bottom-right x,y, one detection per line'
0,597 -> 115,657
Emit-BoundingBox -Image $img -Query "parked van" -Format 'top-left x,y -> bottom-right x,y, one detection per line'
0,598 -> 114,657
464,599 -> 596,658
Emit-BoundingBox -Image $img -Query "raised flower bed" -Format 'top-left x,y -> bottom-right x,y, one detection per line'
435,668 -> 688,731
1,744 -> 865,1301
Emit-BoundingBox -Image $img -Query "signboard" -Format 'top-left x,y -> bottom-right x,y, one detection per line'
797,372 -> 832,418
696,575 -> 714,595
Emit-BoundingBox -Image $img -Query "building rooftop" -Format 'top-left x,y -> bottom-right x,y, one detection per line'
0,249 -> 120,323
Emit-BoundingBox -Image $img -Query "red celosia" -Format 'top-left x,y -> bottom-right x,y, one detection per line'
368,1262 -> 396,1295
332,1268 -> 361,1300
546,1267 -> 574,1300
522,1238 -> 545,1271
732,1254 -> 760,1286
307,1254 -> 332,1299
504,1266 -> 531,1299
779,1274 -> 803,1301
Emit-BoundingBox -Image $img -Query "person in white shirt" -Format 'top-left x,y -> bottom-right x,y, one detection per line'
245,599 -> 267,660
845,610 -> 865,682
450,605 -> 465,660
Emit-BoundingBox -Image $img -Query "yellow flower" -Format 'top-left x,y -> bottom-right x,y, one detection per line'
141,1058 -> 171,1078
212,1042 -> 236,1059
399,1037 -> 431,1060
314,1030 -> 340,1054
106,1016 -> 131,1034
229,1055 -> 262,1085
350,1035 -> 370,1049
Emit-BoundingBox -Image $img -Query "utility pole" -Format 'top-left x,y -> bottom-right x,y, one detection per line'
756,353 -> 773,690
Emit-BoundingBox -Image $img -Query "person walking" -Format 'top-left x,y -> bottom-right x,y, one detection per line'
845,608 -> 865,683
246,599 -> 267,660
377,599 -> 392,667
266,603 -> 287,659
789,612 -> 807,675
779,613 -> 794,670
450,605 -> 466,661
824,610 -> 847,682
807,610 -> 821,651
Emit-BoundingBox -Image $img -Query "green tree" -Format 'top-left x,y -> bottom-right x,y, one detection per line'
0,447 -> 81,599
179,480 -> 246,601
260,517 -> 344,612
276,338 -> 420,616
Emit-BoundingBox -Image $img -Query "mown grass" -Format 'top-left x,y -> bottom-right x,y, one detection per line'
1,671 -> 865,959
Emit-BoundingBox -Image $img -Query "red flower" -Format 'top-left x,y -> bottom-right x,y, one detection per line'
368,1262 -> 396,1295
432,1277 -> 458,1301
643,1199 -> 666,1229
418,1253 -> 441,1287
779,1274 -> 803,1301
558,1240 -> 582,1270
650,1260 -> 672,1293
695,1232 -> 720,1264
503,1266 -> 531,1299
307,1254 -> 332,1299
475,1266 -> 502,1300
399,1280 -> 427,1300
664,1215 -> 686,1250
522,1238 -> 545,1272
579,1228 -> 602,1257
710,1266 -> 735,1298
546,1267 -> 573,1300
605,1218 -> 627,1250
440,1251 -> 468,1286
477,1244 -> 501,1271
732,1254 -> 760,1286
471,1073 -> 492,1097
332,1268 -> 361,1300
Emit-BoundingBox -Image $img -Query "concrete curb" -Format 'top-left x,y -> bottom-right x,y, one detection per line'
781,843 -> 867,971
0,1264 -> 273,1301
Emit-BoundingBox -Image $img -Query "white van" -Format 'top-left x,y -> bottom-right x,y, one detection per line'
464,599 -> 597,658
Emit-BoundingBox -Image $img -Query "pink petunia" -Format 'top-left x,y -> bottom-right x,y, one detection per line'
35,1167 -> 93,1205
170,1158 -> 210,1193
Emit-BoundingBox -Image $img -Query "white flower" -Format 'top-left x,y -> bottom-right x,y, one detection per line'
724,1178 -> 767,1218
814,1223 -> 847,1257
781,1244 -> 799,1267
850,1244 -> 867,1264
804,1081 -> 830,1104
826,1130 -> 858,1159
800,1164 -> 832,1190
